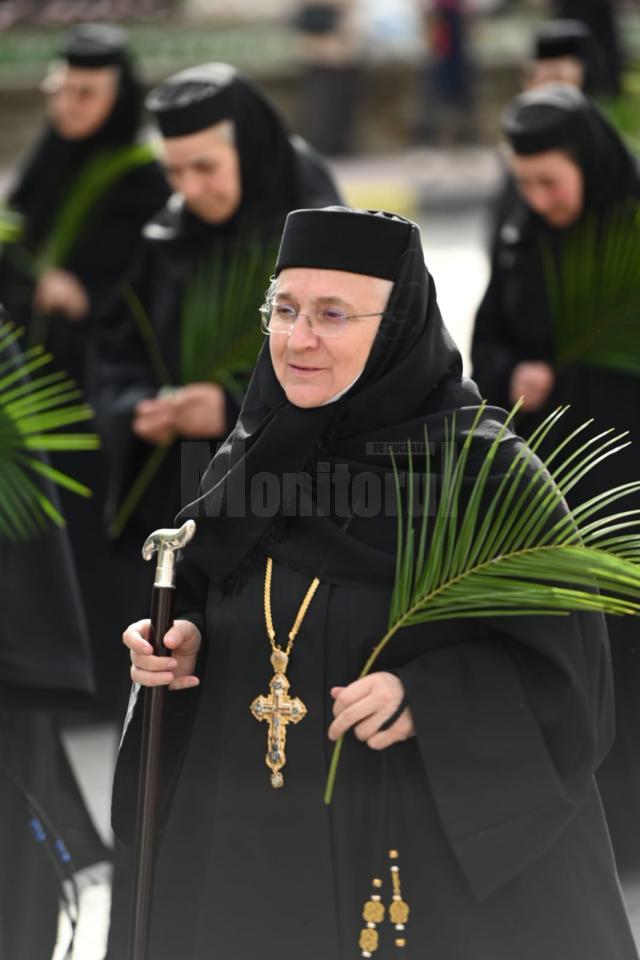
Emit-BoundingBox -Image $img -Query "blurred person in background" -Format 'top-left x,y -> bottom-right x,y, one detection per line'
0,23 -> 169,714
524,19 -> 600,94
415,0 -> 476,146
471,84 -> 640,873
292,0 -> 365,155
551,0 -> 622,96
488,18 -> 598,246
0,22 -> 168,378
92,63 -> 341,716
0,331 -> 107,960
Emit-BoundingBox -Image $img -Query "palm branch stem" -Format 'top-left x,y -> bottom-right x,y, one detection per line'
107,443 -> 172,541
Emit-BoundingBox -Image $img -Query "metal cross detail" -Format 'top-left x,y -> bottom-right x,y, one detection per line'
251,669 -> 307,789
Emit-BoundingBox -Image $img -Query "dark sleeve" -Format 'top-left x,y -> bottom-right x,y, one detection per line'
89,244 -> 161,523
111,548 -> 210,844
67,161 -> 170,313
394,609 -> 613,900
470,258 -> 518,409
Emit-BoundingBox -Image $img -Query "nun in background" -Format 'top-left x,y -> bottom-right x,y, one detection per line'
552,0 -> 622,96
487,20 -> 597,250
0,23 -> 169,712
1,22 -> 169,377
0,333 -> 107,960
108,207 -> 639,959
93,63 -> 341,632
471,84 -> 640,873
524,19 -> 598,95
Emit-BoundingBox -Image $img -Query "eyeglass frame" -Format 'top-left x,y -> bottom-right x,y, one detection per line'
259,297 -> 388,339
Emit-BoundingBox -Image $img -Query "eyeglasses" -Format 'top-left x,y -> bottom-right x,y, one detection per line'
259,300 -> 385,339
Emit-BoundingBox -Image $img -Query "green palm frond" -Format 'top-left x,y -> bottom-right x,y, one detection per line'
108,239 -> 272,539
602,69 -> 640,154
544,207 -> 640,376
0,205 -> 24,244
324,404 -> 640,804
0,321 -> 100,540
37,143 -> 157,271
180,238 -> 273,401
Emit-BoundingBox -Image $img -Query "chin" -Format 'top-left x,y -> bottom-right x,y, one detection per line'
284,386 -> 327,409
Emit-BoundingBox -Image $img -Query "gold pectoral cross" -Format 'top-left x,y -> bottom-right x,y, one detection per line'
250,650 -> 307,788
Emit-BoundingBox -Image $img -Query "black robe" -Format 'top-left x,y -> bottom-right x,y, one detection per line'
110,212 -> 637,959
0,69 -> 170,713
92,137 -> 340,634
0,390 -> 107,959
471,100 -> 640,871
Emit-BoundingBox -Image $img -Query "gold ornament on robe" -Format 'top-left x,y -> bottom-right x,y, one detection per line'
250,651 -> 307,788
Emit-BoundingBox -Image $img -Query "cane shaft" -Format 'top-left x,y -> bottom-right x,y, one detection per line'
130,585 -> 175,960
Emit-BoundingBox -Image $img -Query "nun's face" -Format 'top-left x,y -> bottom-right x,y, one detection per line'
525,57 -> 585,92
162,123 -> 242,224
45,64 -> 119,140
268,268 -> 392,408
509,149 -> 584,227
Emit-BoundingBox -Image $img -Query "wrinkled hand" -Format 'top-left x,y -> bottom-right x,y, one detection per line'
509,361 -> 555,412
34,268 -> 90,321
172,383 -> 226,438
123,618 -> 201,692
132,396 -> 177,446
328,672 -> 415,750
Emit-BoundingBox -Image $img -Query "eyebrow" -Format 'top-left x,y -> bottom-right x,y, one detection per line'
164,156 -> 219,173
274,292 -> 355,310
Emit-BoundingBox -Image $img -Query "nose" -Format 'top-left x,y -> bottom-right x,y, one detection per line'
180,170 -> 204,202
287,313 -> 320,350
526,186 -> 553,218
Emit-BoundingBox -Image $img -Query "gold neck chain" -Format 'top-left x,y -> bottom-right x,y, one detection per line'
250,556 -> 321,788
264,555 -> 320,662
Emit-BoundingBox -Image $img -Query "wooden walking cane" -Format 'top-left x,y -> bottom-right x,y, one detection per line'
130,519 -> 197,960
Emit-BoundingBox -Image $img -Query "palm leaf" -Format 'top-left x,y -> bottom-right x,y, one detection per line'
602,69 -> 640,154
0,320 -> 100,540
36,143 -> 157,271
324,405 -> 640,804
179,237 -> 273,401
544,207 -> 640,376
108,238 -> 273,539
0,205 -> 24,244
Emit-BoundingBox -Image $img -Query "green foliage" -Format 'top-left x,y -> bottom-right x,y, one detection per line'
602,69 -> 640,154
544,207 -> 640,376
0,321 -> 99,540
108,238 -> 272,539
0,206 -> 24,244
324,405 -> 640,804
36,143 -> 157,271
179,238 -> 273,403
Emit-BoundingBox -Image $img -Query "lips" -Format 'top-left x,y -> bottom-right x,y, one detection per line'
289,363 -> 324,376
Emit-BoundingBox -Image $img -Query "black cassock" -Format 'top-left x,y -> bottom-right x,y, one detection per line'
0,64 -> 170,712
110,538 -> 638,959
0,444 -> 106,959
110,210 -> 638,959
471,122 -> 640,871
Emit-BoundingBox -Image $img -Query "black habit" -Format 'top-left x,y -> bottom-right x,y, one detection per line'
0,336 -> 106,960
93,66 -> 341,640
0,25 -> 170,711
471,85 -> 640,873
110,208 -> 638,959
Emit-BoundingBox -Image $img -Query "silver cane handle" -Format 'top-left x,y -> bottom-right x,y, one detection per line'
142,520 -> 197,588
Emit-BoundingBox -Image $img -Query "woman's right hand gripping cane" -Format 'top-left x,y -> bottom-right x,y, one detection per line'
123,619 -> 202,691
